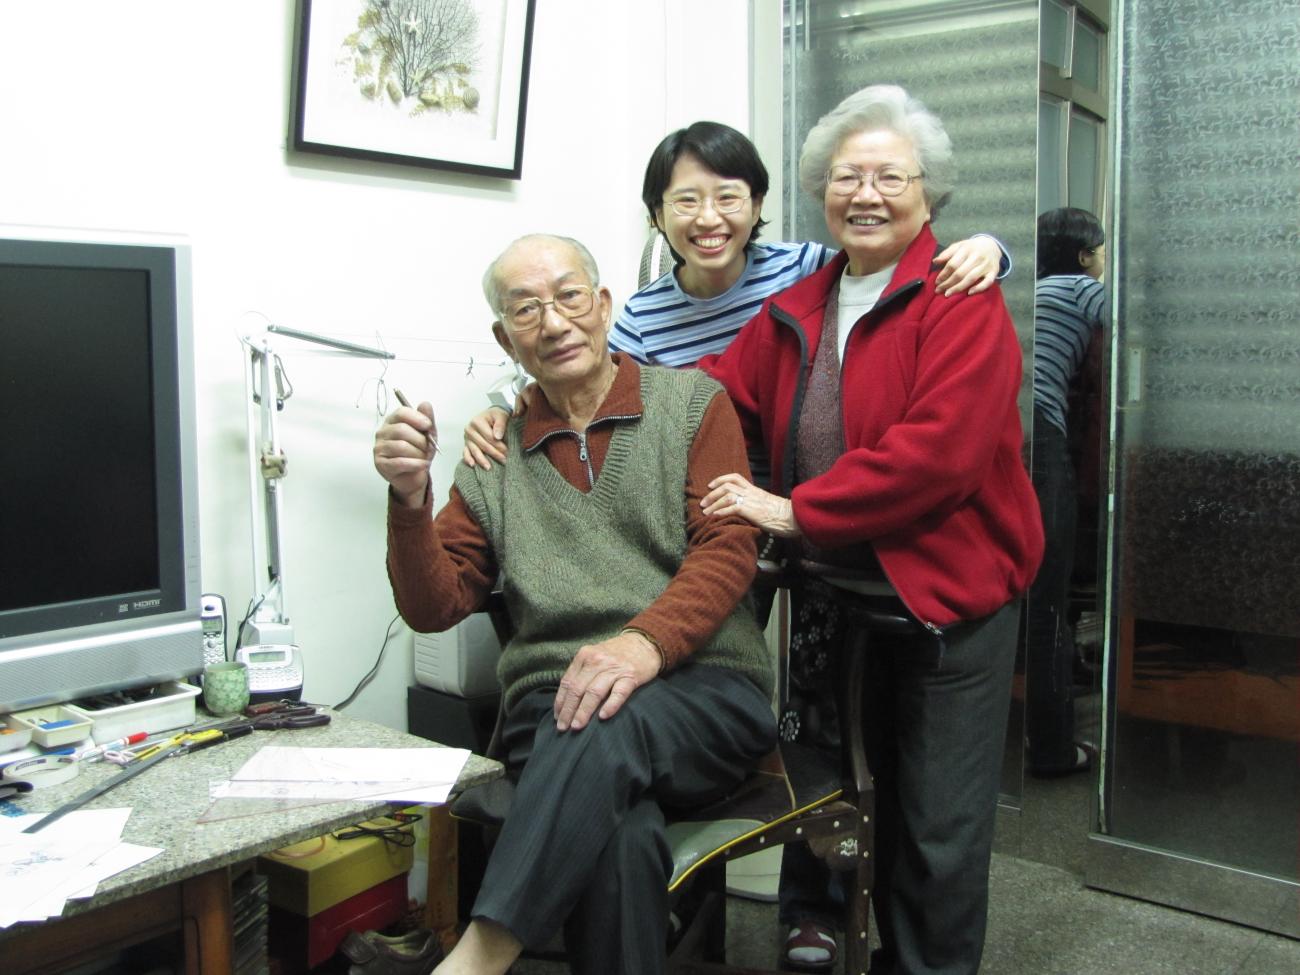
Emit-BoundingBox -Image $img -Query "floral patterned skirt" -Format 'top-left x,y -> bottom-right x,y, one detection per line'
779,587 -> 848,752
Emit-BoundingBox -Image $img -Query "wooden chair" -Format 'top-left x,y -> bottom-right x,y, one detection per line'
450,560 -> 921,975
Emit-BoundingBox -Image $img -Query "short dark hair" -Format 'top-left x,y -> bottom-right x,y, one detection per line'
641,121 -> 770,263
1036,207 -> 1105,279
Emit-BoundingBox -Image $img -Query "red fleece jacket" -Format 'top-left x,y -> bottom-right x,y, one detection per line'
700,224 -> 1043,629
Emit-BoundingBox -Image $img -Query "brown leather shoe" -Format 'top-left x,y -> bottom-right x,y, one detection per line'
360,929 -> 433,951
339,929 -> 444,975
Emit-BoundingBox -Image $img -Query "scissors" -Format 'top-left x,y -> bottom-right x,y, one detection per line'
249,704 -> 331,730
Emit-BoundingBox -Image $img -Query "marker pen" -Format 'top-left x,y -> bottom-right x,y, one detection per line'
76,732 -> 148,762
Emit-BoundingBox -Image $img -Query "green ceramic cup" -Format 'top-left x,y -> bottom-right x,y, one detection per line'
203,661 -> 250,716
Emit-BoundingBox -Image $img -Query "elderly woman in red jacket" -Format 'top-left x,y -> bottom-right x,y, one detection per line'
700,85 -> 1043,975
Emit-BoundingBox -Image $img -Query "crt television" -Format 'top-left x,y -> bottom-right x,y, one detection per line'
0,232 -> 203,713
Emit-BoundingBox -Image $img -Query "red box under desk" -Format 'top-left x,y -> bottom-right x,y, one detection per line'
268,873 -> 408,971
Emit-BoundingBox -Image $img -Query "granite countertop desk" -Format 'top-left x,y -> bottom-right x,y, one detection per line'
1,707 -> 502,974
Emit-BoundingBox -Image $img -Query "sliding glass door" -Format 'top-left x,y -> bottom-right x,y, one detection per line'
1087,0 -> 1300,936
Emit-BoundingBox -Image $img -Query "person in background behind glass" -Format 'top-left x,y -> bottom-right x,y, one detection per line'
1026,206 -> 1107,778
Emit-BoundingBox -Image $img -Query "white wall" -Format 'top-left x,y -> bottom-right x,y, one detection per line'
1,1 -> 755,729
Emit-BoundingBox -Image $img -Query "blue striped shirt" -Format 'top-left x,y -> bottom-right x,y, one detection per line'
610,241 -> 834,367
1033,274 -> 1106,434
610,235 -> 1012,367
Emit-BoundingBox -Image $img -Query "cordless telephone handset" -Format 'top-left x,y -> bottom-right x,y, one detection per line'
200,593 -> 227,666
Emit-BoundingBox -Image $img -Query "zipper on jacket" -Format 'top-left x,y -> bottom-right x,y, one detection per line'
576,431 -> 594,488
526,413 -> 638,492
773,277 -> 948,661
836,273 -> 940,657
770,279 -> 921,492
767,303 -> 810,496
922,620 -> 947,662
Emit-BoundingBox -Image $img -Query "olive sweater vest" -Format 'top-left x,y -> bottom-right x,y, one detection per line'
454,366 -> 773,711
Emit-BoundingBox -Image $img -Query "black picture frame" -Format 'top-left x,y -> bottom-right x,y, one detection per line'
290,0 -> 536,179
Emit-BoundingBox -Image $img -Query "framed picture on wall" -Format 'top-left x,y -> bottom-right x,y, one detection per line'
290,0 -> 536,179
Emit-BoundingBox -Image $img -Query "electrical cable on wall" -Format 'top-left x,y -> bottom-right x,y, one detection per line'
334,613 -> 403,710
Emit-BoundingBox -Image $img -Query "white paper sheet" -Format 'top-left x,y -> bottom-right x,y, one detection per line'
0,833 -> 118,927
210,777 -> 452,802
25,842 -> 162,920
0,807 -> 132,842
223,745 -> 470,804
0,808 -> 149,928
231,745 -> 470,788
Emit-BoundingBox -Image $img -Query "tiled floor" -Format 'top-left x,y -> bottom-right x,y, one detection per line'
510,682 -> 1300,973
512,856 -> 1300,974
509,702 -> 1299,973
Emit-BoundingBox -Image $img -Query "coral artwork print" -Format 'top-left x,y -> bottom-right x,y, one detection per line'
343,0 -> 482,117
294,0 -> 532,176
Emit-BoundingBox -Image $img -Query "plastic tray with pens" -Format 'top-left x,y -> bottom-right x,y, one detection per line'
1,714 -> 35,753
6,706 -> 93,748
65,681 -> 201,744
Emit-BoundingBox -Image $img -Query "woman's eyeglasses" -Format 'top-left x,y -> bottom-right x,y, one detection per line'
663,193 -> 751,217
824,164 -> 922,198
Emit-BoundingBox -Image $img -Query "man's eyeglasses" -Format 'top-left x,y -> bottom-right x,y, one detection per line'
663,193 -> 751,217
824,164 -> 922,198
502,285 -> 597,332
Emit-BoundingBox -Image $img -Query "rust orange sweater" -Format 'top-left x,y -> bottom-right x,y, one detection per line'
386,356 -> 759,666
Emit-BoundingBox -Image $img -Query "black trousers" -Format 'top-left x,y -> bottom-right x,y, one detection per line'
472,664 -> 776,975
1026,407 -> 1080,771
779,600 -> 1019,975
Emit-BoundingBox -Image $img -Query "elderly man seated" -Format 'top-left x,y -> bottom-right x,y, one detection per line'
372,233 -> 777,975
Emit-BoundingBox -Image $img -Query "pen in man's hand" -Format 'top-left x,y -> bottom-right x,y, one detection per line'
394,388 -> 438,453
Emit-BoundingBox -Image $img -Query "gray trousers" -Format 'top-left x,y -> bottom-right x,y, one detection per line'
779,600 -> 1019,975
867,601 -> 1019,975
472,664 -> 776,975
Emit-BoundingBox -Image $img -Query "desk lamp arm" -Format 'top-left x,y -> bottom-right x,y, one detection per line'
239,327 -> 393,650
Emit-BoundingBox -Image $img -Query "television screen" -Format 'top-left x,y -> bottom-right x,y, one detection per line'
0,234 -> 201,712
0,264 -> 161,614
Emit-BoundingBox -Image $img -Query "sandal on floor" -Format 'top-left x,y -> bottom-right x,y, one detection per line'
783,920 -> 837,972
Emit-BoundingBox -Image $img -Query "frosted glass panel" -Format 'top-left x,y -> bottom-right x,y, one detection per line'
1066,112 -> 1100,211
785,2 -> 1039,371
1038,98 -> 1065,213
1041,0 -> 1069,69
1099,0 -> 1300,904
1071,18 -> 1102,90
